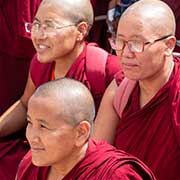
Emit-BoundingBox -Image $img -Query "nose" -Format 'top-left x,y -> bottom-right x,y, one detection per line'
26,125 -> 41,144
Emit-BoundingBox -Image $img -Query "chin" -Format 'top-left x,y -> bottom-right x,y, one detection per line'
32,158 -> 48,167
37,54 -> 53,64
124,73 -> 140,81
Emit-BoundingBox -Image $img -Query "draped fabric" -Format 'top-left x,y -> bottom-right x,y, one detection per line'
0,1 -> 41,179
30,43 -> 121,111
0,0 -> 41,57
16,139 -> 156,180
0,132 -> 29,180
0,0 -> 41,115
114,56 -> 180,180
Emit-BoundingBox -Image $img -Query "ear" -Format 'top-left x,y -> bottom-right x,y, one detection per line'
164,36 -> 176,56
76,21 -> 89,41
75,121 -> 91,147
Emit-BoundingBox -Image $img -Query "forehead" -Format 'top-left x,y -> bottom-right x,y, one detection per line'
28,96 -> 62,122
117,13 -> 154,39
35,2 -> 70,22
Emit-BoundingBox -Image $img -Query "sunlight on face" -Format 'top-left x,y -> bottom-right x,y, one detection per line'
116,14 -> 167,81
26,96 -> 77,167
31,3 -> 79,63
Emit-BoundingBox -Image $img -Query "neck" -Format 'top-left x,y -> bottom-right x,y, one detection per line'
47,143 -> 88,180
139,57 -> 174,107
54,42 -> 84,78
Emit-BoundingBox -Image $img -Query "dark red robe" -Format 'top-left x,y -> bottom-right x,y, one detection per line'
0,0 -> 41,115
114,56 -> 180,180
16,139 -> 156,180
30,43 -> 121,111
0,1 -> 41,180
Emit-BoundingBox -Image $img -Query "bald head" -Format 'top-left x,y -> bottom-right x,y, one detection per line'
41,0 -> 94,26
30,78 -> 95,126
120,0 -> 176,36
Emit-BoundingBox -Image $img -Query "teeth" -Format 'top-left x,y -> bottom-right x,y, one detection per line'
39,45 -> 47,49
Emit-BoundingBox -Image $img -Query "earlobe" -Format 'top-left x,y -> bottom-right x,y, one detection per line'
75,121 -> 91,147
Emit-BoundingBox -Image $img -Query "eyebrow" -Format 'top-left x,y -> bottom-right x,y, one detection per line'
33,17 -> 40,22
27,114 -> 50,126
33,17 -> 61,25
116,34 -> 145,40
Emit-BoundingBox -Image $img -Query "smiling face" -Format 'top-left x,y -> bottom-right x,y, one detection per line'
31,3 -> 80,63
26,96 -> 77,167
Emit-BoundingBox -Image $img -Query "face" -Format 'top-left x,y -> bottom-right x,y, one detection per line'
31,3 -> 80,63
116,14 -> 168,81
26,96 -> 77,167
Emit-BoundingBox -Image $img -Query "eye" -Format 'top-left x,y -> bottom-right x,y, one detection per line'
27,119 -> 33,128
32,22 -> 40,27
129,40 -> 143,51
31,22 -> 41,31
44,22 -> 55,30
40,123 -> 50,130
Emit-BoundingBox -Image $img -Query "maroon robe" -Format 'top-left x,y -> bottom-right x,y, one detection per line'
30,43 -> 121,111
113,56 -> 180,180
0,1 -> 41,180
163,0 -> 180,52
16,139 -> 156,180
0,0 -> 41,115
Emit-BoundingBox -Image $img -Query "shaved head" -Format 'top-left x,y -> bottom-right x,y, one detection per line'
41,0 -> 94,26
120,0 -> 176,37
30,78 -> 95,126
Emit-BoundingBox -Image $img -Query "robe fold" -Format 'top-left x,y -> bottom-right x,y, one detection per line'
0,0 -> 41,115
30,43 -> 121,111
0,1 -> 41,179
0,132 -> 29,180
114,56 -> 180,180
16,139 -> 156,180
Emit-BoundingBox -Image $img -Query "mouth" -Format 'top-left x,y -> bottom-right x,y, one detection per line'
31,147 -> 45,152
122,63 -> 138,69
35,44 -> 50,53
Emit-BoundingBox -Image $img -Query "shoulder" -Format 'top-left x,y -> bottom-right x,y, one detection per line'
30,54 -> 53,87
16,151 -> 33,179
111,164 -> 143,180
109,149 -> 156,180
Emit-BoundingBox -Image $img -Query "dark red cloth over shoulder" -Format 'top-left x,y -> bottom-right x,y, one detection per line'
30,43 -> 121,111
114,56 -> 180,180
16,139 -> 156,180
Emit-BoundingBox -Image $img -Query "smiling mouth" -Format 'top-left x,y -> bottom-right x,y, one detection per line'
36,44 -> 50,53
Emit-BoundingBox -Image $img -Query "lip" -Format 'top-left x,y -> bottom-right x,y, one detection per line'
35,44 -> 50,53
122,63 -> 138,68
31,147 -> 45,152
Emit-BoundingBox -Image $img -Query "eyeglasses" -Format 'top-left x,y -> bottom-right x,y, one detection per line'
109,34 -> 172,53
25,22 -> 76,35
